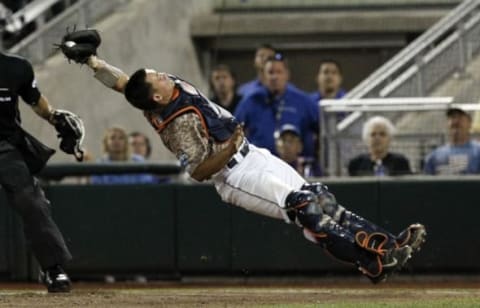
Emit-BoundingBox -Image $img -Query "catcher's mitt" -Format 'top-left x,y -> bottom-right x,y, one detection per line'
57,28 -> 101,64
52,110 -> 85,161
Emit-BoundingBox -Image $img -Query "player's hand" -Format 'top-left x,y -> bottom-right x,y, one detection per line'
230,124 -> 244,152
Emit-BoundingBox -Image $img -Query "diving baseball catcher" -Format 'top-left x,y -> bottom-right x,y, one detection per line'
58,29 -> 426,283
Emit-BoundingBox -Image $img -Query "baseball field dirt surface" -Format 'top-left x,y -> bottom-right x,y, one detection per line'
1,276 -> 479,307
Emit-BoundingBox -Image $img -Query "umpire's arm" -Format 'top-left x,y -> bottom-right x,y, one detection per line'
32,95 -> 56,125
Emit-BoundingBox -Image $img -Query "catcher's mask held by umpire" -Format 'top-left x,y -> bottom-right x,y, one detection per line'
52,109 -> 86,161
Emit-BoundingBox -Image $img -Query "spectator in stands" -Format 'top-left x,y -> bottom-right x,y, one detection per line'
275,124 -> 322,177
90,126 -> 157,184
128,130 -> 173,183
209,64 -> 242,113
348,116 -> 411,176
235,53 -> 319,159
424,107 -> 480,175
310,59 -> 347,123
310,59 -> 346,102
237,44 -> 276,97
129,131 -> 152,160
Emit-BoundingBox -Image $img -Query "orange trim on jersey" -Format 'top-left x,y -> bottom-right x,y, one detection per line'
170,87 -> 180,101
150,106 -> 209,139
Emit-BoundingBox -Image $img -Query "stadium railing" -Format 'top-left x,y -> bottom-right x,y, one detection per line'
6,0 -> 129,64
319,97 -> 480,176
339,0 -> 480,133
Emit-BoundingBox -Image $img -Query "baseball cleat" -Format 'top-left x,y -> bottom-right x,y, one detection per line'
368,245 -> 413,284
396,223 -> 427,252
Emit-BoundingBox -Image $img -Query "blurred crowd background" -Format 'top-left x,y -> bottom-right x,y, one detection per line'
3,0 -> 480,180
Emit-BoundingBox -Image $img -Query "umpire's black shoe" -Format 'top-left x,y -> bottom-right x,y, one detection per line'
42,265 -> 71,293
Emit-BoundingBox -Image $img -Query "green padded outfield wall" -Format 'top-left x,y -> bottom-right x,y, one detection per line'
1,178 -> 480,279
45,185 -> 177,275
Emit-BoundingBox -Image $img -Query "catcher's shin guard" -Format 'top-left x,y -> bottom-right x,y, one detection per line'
285,190 -> 400,280
301,183 -> 398,249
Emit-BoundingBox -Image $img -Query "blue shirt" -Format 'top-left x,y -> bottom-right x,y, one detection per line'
237,79 -> 263,98
424,140 -> 480,175
90,154 -> 159,184
234,84 -> 319,157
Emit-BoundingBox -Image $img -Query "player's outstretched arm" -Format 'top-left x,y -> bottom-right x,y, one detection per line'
58,28 -> 129,93
87,55 -> 129,93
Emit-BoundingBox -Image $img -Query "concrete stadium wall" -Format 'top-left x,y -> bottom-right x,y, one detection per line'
18,0 -> 214,162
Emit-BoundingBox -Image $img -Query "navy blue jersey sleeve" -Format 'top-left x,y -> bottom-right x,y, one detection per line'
18,59 -> 41,105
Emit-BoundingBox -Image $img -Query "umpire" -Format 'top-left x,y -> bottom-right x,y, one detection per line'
0,51 -> 83,292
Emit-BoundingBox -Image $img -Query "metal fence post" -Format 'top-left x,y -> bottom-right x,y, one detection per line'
415,55 -> 426,96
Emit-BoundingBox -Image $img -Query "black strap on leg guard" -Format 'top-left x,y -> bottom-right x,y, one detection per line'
302,182 -> 398,249
301,183 -> 344,221
285,190 -> 385,279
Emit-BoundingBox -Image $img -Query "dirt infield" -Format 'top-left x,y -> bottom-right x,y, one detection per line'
1,278 -> 480,307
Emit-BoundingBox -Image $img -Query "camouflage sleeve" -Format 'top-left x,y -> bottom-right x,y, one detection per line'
167,113 -> 211,174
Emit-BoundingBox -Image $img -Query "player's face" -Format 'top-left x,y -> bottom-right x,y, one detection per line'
276,133 -> 303,163
145,69 -> 175,105
264,61 -> 289,94
254,47 -> 275,71
211,69 -> 235,95
368,123 -> 390,155
317,62 -> 342,92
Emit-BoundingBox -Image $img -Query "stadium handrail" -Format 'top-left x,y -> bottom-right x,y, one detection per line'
337,0 -> 480,132
38,161 -> 182,181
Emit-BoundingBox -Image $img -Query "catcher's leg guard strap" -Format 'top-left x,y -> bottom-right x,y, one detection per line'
301,183 -> 345,221
302,182 -> 398,249
305,219 -> 386,278
285,190 -> 384,278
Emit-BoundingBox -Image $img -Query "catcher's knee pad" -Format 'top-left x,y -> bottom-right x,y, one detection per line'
285,190 -> 324,231
301,183 -> 345,221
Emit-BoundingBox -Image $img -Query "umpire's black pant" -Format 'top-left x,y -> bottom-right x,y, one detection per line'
0,140 -> 71,269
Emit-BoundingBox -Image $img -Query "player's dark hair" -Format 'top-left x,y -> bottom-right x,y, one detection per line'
124,69 -> 158,110
318,59 -> 343,75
